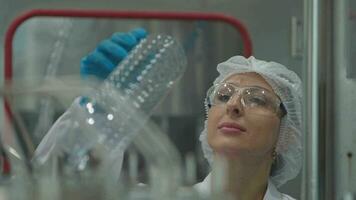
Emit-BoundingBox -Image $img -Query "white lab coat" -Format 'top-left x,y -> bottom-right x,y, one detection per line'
194,173 -> 296,200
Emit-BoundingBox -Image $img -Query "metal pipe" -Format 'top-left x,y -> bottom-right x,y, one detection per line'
303,1 -> 320,199
303,0 -> 334,199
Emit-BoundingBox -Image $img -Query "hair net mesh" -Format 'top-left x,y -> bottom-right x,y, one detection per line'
199,56 -> 303,187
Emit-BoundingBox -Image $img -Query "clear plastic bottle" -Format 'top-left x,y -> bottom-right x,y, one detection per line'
33,34 -> 187,177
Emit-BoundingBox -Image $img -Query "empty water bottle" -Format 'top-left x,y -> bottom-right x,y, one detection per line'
33,34 -> 187,176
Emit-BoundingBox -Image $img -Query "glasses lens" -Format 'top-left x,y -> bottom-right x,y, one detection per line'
210,83 -> 234,104
242,88 -> 279,112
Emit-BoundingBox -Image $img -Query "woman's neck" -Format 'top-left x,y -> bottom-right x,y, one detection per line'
212,154 -> 272,200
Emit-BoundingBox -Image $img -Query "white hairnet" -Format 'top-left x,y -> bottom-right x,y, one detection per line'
199,56 -> 303,187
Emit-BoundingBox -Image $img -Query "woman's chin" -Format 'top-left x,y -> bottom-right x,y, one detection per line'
211,137 -> 245,152
213,145 -> 244,158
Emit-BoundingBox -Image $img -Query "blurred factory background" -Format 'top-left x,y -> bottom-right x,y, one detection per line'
0,0 -> 355,199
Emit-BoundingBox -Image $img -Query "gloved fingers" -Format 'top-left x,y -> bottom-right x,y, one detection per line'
111,28 -> 147,51
111,32 -> 138,51
97,39 -> 128,65
80,62 -> 111,79
130,27 -> 147,40
80,28 -> 148,79
80,51 -> 115,79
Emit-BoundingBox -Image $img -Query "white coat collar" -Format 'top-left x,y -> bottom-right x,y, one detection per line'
194,173 -> 295,200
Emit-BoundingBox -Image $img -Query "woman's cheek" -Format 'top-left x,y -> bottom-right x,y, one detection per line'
206,108 -> 221,147
245,116 -> 280,152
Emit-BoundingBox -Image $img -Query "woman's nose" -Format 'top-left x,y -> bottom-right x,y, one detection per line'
225,94 -> 244,117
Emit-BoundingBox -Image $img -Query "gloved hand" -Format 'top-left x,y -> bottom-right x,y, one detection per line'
80,28 -> 147,79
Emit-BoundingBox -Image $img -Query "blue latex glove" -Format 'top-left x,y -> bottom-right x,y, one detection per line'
80,28 -> 147,79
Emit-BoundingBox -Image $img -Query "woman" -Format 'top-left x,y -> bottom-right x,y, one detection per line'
195,56 -> 302,200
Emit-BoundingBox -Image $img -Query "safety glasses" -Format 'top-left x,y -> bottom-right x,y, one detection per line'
207,82 -> 284,115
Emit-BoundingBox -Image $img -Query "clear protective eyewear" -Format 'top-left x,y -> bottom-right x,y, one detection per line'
206,82 -> 284,115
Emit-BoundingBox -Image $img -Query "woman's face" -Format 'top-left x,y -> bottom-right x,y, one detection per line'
207,72 -> 281,160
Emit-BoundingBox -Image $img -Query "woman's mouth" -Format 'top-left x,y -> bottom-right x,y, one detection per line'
218,122 -> 246,135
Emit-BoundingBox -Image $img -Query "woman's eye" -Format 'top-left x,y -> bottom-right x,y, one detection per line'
216,93 -> 231,102
249,96 -> 267,106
